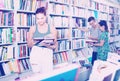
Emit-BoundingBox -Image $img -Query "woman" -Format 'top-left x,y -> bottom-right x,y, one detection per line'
27,7 -> 57,73
93,20 -> 110,61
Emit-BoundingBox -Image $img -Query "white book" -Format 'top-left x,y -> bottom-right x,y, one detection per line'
7,46 -> 13,59
55,4 -> 62,14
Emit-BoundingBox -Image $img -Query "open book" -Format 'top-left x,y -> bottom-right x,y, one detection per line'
42,38 -> 54,45
34,38 -> 54,45
85,39 -> 98,43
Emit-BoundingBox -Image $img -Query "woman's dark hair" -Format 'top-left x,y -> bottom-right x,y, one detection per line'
35,7 -> 46,16
88,16 -> 95,22
99,20 -> 109,32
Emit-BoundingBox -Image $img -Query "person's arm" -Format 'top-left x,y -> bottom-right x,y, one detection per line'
27,26 -> 35,47
43,25 -> 58,49
50,25 -> 57,49
88,36 -> 98,40
93,40 -> 104,46
75,23 -> 89,32
88,28 -> 100,40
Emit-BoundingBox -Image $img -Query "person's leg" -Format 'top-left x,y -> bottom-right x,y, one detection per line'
40,48 -> 53,73
91,52 -> 97,65
29,46 -> 42,73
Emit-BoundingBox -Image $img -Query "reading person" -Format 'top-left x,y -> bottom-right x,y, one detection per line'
77,16 -> 101,65
92,20 -> 110,61
27,7 -> 57,73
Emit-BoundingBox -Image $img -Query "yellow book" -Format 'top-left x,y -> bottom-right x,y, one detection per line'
32,0 -> 37,11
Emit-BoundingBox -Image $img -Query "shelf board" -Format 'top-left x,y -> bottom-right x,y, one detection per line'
57,38 -> 69,41
17,10 -> 35,14
0,26 -> 13,28
0,43 -> 12,46
72,37 -> 85,39
17,26 -> 30,29
0,8 -> 14,11
17,56 -> 29,60
18,42 -> 27,45
72,5 -> 86,9
88,8 -> 98,11
49,1 -> 69,5
72,47 -> 84,50
72,15 -> 85,18
99,10 -> 108,14
56,27 -> 69,29
50,13 -> 69,17
54,49 -> 70,53
0,60 -> 9,63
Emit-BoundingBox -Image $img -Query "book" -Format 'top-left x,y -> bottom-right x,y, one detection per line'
34,38 -> 54,46
42,38 -> 54,45
33,38 -> 44,45
85,39 -> 98,43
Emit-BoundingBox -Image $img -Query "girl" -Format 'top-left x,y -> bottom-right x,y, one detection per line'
27,7 -> 57,73
93,20 -> 110,61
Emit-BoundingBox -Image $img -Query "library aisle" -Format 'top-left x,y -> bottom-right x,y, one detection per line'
0,0 -> 120,81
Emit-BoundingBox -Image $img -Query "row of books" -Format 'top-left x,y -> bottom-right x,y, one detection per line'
72,39 -> 86,49
50,4 -> 86,17
15,11 -> 120,28
109,6 -> 118,14
108,14 -> 120,22
72,18 -> 86,27
50,0 -> 89,7
57,29 -> 69,39
0,46 -> 14,61
99,3 -> 109,13
17,13 -> 35,26
0,0 -> 47,12
72,29 -> 85,38
87,10 -> 98,19
0,11 -> 14,26
0,0 -> 14,9
114,35 -> 120,42
0,28 -> 13,44
109,21 -> 115,29
71,0 -> 89,7
109,35 -> 120,43
89,1 -> 99,10
99,12 -> 108,21
72,0 -> 119,15
50,0 -> 70,4
0,45 -> 30,61
87,9 -> 120,22
57,40 -> 70,52
89,1 -> 120,15
17,29 -> 28,43
109,44 -> 117,52
71,47 -> 93,62
0,59 -> 31,76
17,45 -> 30,59
49,3 -> 69,15
50,16 -> 69,27
71,7 -> 85,17
53,51 -> 69,65
110,29 -> 120,36
17,0 -> 37,11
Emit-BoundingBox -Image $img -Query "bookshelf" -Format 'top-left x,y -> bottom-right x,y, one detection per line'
0,0 -> 36,80
48,0 -> 71,65
0,0 -> 120,80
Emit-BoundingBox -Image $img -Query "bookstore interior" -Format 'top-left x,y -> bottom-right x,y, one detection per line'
0,0 -> 120,81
